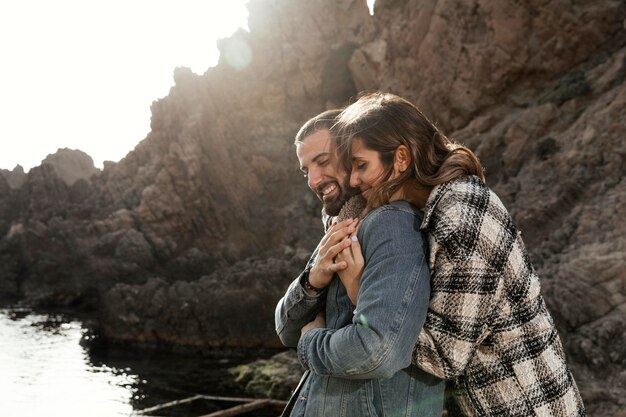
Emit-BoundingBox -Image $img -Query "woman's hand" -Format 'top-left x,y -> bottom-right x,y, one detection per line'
301,311 -> 326,336
306,218 -> 359,294
336,231 -> 364,305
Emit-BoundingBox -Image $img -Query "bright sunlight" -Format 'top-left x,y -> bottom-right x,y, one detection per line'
0,0 -> 249,171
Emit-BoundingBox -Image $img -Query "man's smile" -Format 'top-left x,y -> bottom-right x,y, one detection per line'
318,181 -> 339,200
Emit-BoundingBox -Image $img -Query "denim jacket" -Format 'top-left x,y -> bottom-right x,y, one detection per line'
275,201 -> 444,417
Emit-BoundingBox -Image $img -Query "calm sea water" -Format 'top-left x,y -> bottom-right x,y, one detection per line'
0,308 -> 273,417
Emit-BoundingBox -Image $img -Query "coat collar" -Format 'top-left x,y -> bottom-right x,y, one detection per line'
420,175 -> 481,230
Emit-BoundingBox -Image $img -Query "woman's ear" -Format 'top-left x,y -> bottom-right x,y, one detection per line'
394,145 -> 411,174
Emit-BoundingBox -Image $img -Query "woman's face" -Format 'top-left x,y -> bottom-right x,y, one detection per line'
349,138 -> 389,201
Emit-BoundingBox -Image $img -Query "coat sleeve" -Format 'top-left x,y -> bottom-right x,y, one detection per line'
297,207 -> 431,379
275,245 -> 326,348
412,188 -> 512,379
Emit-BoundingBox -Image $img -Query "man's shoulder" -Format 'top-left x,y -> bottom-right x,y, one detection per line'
366,200 -> 423,221
358,201 -> 426,256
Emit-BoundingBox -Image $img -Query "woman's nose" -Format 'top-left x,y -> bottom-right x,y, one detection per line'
349,172 -> 360,188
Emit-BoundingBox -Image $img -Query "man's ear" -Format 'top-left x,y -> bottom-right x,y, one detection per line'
394,145 -> 411,173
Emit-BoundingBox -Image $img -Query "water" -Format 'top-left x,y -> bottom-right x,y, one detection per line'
0,308 -> 276,417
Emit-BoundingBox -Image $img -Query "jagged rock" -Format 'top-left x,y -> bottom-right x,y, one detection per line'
100,257 -> 302,348
0,165 -> 26,189
0,175 -> 13,234
41,148 -> 99,186
0,175 -> 19,301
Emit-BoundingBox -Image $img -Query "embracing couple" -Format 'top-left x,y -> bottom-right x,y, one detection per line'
275,92 -> 585,417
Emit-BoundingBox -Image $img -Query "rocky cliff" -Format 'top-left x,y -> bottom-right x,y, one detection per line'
0,0 -> 624,415
0,165 -> 26,189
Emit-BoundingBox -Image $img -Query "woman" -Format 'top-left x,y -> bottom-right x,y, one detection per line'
332,92 -> 586,417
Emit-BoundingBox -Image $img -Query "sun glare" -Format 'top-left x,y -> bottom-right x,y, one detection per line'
0,0 -> 249,172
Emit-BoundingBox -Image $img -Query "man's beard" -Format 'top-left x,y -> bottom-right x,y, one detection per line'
321,181 -> 360,217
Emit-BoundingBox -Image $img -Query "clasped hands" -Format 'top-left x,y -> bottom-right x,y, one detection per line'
301,218 -> 364,337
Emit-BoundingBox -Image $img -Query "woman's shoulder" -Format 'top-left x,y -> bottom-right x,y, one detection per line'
423,175 -> 507,231
440,175 -> 491,208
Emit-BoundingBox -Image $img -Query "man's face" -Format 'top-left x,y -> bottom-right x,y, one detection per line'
296,129 -> 357,216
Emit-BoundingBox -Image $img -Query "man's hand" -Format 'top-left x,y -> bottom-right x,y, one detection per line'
301,311 -> 326,336
336,232 -> 364,305
306,218 -> 359,294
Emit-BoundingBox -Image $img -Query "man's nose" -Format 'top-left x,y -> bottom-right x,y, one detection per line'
307,169 -> 323,191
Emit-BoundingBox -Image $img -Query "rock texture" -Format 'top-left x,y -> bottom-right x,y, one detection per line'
0,0 -> 624,415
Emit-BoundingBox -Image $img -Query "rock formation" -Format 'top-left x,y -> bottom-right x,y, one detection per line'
41,148 -> 99,186
0,165 -> 26,189
0,0 -> 624,415
230,350 -> 303,400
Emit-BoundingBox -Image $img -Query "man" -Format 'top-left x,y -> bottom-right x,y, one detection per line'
295,109 -> 355,218
275,110 -> 444,417
291,109 -> 359,296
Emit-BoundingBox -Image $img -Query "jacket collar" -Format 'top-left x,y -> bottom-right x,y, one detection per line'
421,175 -> 480,230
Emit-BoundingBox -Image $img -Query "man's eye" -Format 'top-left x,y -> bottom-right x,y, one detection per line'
318,159 -> 329,166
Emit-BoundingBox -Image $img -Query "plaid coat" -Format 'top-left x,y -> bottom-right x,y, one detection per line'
413,175 -> 585,417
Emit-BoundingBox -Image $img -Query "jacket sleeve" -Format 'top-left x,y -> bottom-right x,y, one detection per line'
275,245 -> 326,348
413,189 -> 510,379
297,207 -> 431,379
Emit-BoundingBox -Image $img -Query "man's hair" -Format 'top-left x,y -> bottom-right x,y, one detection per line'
294,109 -> 342,145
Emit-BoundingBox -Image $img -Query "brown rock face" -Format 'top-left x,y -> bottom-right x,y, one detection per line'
353,0 -> 625,131
0,0 -> 624,414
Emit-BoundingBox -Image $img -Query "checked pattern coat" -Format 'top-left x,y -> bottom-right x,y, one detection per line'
413,175 -> 585,417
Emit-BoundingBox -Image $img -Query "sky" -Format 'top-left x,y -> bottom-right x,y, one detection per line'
0,0 -> 376,172
0,0 -> 250,172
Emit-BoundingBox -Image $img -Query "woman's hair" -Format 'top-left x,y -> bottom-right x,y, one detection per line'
333,92 -> 484,210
